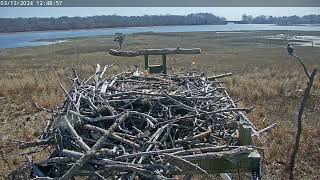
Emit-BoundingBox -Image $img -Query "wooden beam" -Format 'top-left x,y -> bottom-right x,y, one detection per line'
109,48 -> 201,57
162,54 -> 167,74
109,49 -> 140,57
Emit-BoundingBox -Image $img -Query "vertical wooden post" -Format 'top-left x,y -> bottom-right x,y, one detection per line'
144,55 -> 149,70
162,54 -> 167,74
239,123 -> 252,145
269,39 -> 271,48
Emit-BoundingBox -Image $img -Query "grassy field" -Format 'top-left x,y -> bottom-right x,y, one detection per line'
0,30 -> 319,179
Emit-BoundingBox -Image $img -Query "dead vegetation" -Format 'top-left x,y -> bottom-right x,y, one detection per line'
0,31 -> 319,179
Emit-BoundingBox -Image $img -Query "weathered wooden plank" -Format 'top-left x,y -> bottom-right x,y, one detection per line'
169,149 -> 261,175
109,47 -> 201,56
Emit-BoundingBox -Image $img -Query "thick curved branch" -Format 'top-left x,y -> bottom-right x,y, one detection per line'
291,54 -> 311,80
288,69 -> 317,180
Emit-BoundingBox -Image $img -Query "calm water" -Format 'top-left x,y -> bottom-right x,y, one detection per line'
0,23 -> 319,49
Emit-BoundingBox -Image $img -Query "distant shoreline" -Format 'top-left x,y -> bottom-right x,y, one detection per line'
0,25 -> 151,34
0,24 -> 225,35
1,24 -> 320,49
1,23 -> 320,35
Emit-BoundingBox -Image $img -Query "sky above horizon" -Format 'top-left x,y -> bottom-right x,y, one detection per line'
0,7 -> 319,20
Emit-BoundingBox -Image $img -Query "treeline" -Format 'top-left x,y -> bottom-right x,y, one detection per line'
1,13 -> 318,33
242,14 -> 320,25
0,13 -> 227,33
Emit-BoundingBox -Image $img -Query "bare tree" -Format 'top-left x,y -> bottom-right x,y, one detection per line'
287,43 -> 317,180
113,33 -> 125,49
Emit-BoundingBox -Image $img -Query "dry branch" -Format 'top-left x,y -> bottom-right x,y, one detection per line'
288,69 -> 317,180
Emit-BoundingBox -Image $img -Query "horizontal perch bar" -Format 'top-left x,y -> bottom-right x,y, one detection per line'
109,47 -> 201,56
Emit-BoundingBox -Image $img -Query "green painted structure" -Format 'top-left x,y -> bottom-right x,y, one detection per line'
169,121 -> 261,178
144,54 -> 167,74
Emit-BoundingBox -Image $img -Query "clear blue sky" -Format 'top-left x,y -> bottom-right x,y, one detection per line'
1,7 -> 319,20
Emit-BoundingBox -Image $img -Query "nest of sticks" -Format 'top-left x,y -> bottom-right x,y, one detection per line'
11,64 -> 257,179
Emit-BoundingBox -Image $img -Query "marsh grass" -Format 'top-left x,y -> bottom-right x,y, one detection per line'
0,31 -> 319,179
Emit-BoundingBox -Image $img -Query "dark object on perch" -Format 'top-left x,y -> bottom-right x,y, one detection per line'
287,43 -> 294,55
109,48 -> 201,74
11,65 -> 262,180
113,33 -> 125,49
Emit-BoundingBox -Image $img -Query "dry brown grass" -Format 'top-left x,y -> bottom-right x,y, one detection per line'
0,30 -> 319,179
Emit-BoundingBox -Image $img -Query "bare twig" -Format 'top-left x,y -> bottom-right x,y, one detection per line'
60,112 -> 129,180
